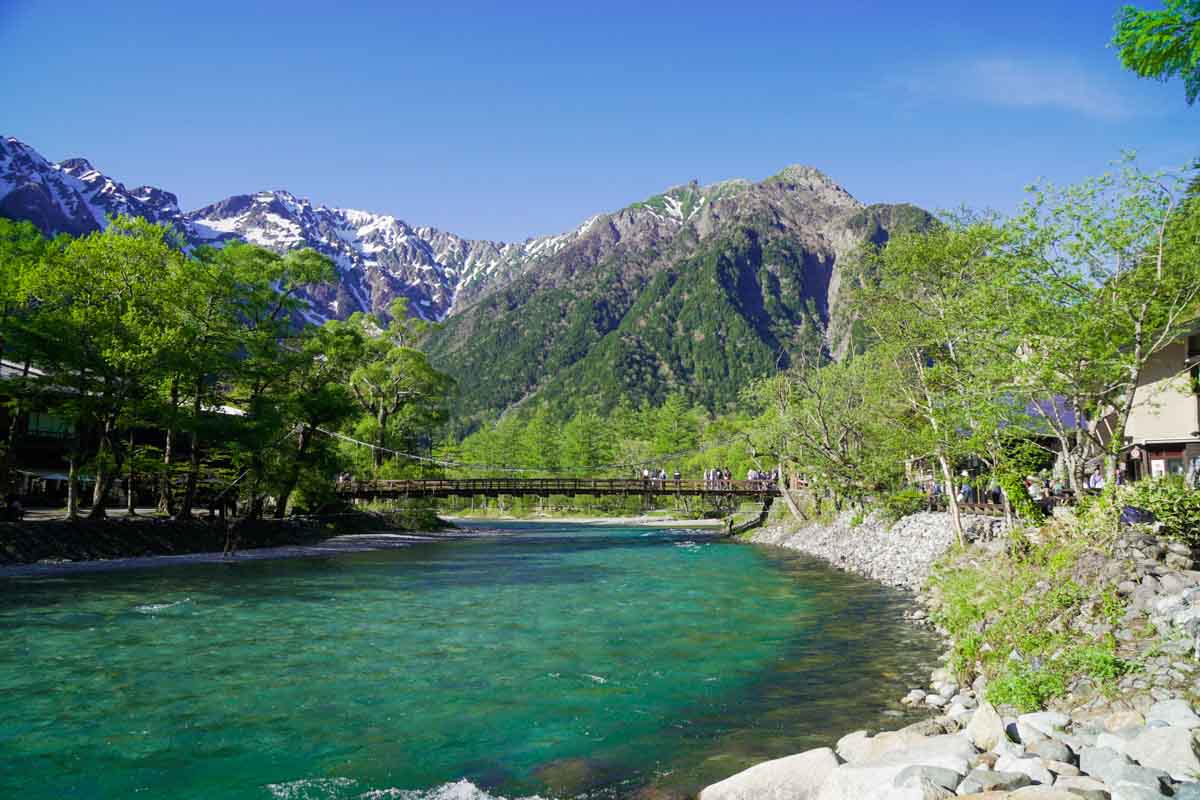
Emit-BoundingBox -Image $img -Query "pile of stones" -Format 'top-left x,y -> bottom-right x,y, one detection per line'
750,511 -> 1006,592
699,695 -> 1200,799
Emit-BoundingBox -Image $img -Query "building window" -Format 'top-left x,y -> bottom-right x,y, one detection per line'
26,412 -> 71,438
1189,334 -> 1200,359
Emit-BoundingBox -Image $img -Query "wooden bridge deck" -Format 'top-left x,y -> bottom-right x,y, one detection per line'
335,478 -> 781,500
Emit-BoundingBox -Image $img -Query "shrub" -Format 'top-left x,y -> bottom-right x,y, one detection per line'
880,487 -> 927,520
1127,477 -> 1200,546
996,472 -> 1045,522
986,665 -> 1066,712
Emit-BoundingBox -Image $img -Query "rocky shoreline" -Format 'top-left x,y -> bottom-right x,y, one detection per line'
747,510 -> 1007,591
712,511 -> 1200,800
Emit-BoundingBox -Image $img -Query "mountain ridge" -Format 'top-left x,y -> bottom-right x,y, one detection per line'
0,134 -> 931,423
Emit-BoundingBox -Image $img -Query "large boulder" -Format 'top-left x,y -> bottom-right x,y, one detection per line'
1050,775 -> 1110,798
815,735 -> 977,800
889,777 -> 956,800
1017,712 -> 1071,742
1146,699 -> 1200,730
893,765 -> 962,792
1120,726 -> 1200,782
1027,739 -> 1073,765
698,747 -> 841,800
955,767 -> 1032,794
966,703 -> 1007,752
1110,782 -> 1170,800
994,754 -> 1053,785
836,729 -> 936,764
1078,746 -> 1170,793
814,763 -> 913,800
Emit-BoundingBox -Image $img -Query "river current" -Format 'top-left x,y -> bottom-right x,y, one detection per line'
0,521 -> 940,799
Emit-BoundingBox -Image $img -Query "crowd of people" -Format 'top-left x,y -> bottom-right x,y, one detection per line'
702,467 -> 731,488
633,467 -> 781,490
923,467 -> 1116,513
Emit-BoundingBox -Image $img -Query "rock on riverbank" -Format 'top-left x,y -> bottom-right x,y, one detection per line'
700,695 -> 1200,800
749,511 -> 1006,591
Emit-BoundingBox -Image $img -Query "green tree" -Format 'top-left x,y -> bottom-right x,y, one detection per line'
519,405 -> 561,474
22,217 -> 183,518
651,392 -> 700,466
1012,162 -> 1200,490
560,411 -> 612,472
169,240 -> 335,519
270,321 -> 365,516
344,299 -> 455,472
1113,0 -> 1200,104
748,345 -> 915,513
0,218 -> 48,491
854,218 -> 1025,543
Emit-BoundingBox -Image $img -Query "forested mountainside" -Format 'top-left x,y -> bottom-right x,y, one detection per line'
426,167 -> 933,427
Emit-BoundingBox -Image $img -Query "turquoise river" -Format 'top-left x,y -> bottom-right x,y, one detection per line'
0,521 -> 941,800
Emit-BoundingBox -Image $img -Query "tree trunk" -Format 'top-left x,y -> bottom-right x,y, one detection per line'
0,358 -> 31,493
273,426 -> 311,519
126,430 -> 137,516
158,382 -> 178,515
176,386 -> 203,521
65,457 -> 80,520
373,410 -> 388,469
89,420 -> 117,519
778,468 -> 806,521
248,493 -> 265,520
158,425 -> 174,514
938,454 -> 966,546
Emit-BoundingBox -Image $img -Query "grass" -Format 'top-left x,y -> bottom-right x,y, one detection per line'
929,519 -> 1137,712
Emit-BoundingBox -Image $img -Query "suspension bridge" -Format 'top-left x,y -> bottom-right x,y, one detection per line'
333,477 -> 781,501
334,477 -> 780,534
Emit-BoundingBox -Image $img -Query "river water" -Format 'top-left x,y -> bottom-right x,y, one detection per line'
0,521 -> 940,800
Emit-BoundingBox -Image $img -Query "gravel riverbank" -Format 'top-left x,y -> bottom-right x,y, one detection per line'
748,510 -> 1007,591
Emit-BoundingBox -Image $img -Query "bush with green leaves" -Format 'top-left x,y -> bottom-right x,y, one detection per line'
1126,477 -> 1200,546
879,487 -> 927,521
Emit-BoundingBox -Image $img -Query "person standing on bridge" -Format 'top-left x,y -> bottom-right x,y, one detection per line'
673,469 -> 681,487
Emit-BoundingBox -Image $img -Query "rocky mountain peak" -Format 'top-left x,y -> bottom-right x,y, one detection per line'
57,157 -> 98,177
0,134 -> 899,337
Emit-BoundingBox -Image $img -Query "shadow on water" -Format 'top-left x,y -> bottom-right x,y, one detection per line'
0,524 -> 714,612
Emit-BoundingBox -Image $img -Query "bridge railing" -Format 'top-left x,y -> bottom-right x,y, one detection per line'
333,477 -> 780,496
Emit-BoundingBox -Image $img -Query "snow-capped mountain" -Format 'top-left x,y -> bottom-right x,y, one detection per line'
0,135 -> 593,321
183,191 -> 590,321
0,137 -> 188,238
0,135 -> 862,327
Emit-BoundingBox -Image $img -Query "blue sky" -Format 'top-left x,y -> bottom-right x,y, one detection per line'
1,0 -> 1195,241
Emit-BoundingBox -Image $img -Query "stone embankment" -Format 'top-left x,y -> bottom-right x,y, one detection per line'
749,510 -> 1006,591
716,513 -> 1200,799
